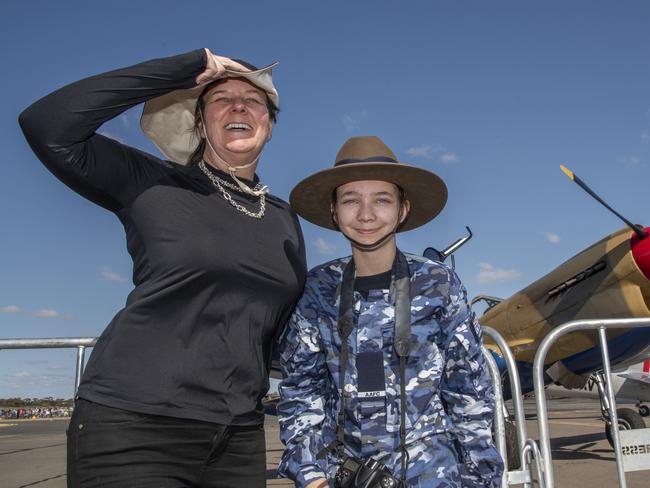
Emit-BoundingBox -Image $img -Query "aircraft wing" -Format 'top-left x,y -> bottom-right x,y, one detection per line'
617,372 -> 650,383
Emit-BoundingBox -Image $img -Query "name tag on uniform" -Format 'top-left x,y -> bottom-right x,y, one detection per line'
356,351 -> 386,399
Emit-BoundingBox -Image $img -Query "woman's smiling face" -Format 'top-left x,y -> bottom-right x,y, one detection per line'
200,78 -> 273,163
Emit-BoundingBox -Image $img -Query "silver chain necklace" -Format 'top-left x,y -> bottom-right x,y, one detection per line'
198,161 -> 266,219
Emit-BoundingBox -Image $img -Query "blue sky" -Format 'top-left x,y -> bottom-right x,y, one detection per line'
1,1 -> 649,398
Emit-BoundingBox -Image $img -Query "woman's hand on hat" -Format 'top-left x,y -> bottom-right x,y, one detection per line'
196,48 -> 251,85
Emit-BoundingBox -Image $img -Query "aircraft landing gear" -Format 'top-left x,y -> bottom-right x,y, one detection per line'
594,371 -> 646,447
638,403 -> 650,417
605,408 -> 646,447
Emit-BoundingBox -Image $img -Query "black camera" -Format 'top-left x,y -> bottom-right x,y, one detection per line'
333,456 -> 404,488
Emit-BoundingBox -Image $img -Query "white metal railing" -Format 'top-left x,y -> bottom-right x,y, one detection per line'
4,318 -> 650,487
532,318 -> 650,488
483,327 -> 537,487
0,337 -> 97,397
482,347 -> 509,488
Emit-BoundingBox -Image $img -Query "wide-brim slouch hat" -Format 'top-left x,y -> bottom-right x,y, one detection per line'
140,57 -> 278,165
290,136 -> 447,232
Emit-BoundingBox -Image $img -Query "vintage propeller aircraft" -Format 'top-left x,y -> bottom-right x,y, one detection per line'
468,165 -> 650,450
474,167 -> 649,384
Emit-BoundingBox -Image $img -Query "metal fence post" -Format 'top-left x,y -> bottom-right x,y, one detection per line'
532,318 -> 650,488
598,327 -> 626,488
74,345 -> 87,399
482,328 -> 529,472
483,347 -> 509,488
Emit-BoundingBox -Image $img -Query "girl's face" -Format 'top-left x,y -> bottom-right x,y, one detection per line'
332,180 -> 409,248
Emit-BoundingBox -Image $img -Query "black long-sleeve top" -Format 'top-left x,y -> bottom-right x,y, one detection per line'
19,49 -> 306,425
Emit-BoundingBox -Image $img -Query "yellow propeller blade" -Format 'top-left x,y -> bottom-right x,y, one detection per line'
560,164 -> 574,181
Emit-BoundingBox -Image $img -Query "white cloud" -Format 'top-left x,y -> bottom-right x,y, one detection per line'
100,267 -> 127,283
476,262 -> 522,285
439,151 -> 460,165
342,110 -> 367,132
619,155 -> 643,167
2,370 -> 72,393
1,305 -> 74,319
1,305 -> 22,314
405,143 -> 460,164
543,232 -> 561,244
314,237 -> 336,255
32,309 -> 72,319
25,359 -> 50,365
406,144 -> 436,159
47,364 -> 69,371
32,309 -> 60,318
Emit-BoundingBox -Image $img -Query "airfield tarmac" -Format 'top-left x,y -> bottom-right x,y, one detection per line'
1,398 -> 648,487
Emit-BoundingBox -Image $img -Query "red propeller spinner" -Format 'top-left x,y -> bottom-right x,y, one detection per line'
631,226 -> 650,280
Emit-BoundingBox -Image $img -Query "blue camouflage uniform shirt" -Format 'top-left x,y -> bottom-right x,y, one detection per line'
277,252 -> 503,487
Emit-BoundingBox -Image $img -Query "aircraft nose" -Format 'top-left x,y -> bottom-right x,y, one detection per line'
631,226 -> 650,280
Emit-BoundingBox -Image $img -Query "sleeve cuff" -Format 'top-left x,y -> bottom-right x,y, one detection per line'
295,465 -> 329,488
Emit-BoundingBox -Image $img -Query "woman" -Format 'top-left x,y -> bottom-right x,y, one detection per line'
19,48 -> 306,487
277,136 -> 503,487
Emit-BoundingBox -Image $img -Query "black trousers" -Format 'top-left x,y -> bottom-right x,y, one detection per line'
67,399 -> 266,488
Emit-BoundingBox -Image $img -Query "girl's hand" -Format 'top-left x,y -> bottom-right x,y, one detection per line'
305,479 -> 329,488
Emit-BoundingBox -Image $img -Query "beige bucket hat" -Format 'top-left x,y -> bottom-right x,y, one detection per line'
290,136 -> 447,232
140,60 -> 278,164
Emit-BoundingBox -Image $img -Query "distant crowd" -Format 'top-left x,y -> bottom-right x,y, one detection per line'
1,406 -> 72,419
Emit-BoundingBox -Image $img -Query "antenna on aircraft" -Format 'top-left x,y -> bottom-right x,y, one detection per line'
560,164 -> 648,239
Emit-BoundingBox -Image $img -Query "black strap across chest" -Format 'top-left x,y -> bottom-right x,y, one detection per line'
319,250 -> 412,481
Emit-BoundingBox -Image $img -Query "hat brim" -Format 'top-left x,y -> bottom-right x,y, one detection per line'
140,63 -> 278,164
290,162 -> 447,231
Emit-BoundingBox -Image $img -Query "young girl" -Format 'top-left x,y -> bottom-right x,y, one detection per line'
277,136 -> 503,487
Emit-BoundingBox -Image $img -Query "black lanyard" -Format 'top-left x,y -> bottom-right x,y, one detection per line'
319,250 -> 412,482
